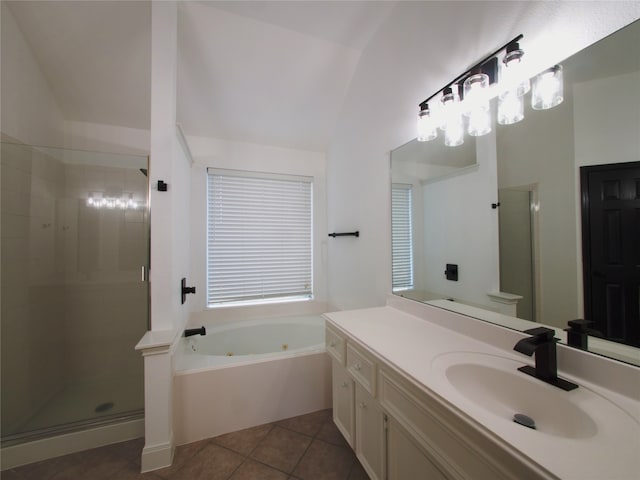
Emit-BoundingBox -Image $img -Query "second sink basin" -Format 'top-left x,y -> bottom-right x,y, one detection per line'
431,351 -> 636,440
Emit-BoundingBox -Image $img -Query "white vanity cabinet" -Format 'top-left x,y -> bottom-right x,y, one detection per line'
331,358 -> 355,448
327,326 -> 385,480
325,321 -> 551,480
386,416 -> 448,480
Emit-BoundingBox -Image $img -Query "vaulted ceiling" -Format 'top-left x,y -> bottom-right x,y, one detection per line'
7,0 -> 395,151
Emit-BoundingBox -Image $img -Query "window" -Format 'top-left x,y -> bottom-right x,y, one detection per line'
391,184 -> 413,291
207,169 -> 313,306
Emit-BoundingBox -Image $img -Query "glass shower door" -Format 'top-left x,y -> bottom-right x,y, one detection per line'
1,142 -> 149,442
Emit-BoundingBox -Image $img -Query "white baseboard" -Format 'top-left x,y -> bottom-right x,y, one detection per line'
140,435 -> 175,473
1,418 -> 144,471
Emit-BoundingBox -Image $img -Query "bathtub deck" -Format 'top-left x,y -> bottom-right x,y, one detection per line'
3,409 -> 370,480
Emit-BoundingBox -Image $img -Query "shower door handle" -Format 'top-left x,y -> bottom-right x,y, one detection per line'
141,266 -> 147,282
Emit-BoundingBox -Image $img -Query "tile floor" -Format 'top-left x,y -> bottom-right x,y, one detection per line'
2,409 -> 370,480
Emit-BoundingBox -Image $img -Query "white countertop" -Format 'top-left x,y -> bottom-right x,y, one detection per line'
324,305 -> 640,480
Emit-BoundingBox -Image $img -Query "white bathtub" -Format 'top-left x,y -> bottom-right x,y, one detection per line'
175,314 -> 325,371
173,314 -> 331,444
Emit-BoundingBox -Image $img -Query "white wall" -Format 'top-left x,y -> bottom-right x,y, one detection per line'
186,135 -> 328,320
1,2 -> 64,146
327,1 -> 640,310
64,120 -> 149,156
422,131 -> 499,309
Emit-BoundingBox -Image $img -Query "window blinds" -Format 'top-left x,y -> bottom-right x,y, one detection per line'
391,184 -> 414,291
207,170 -> 313,306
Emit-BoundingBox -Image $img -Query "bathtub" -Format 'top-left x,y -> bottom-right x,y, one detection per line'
173,314 -> 332,444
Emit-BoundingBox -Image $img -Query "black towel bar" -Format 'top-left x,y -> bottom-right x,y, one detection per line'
328,231 -> 359,238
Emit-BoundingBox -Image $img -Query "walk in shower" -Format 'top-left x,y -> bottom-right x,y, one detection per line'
1,142 -> 149,444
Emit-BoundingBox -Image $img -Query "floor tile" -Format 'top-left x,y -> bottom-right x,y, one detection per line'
212,422 -> 274,456
348,460 -> 371,480
250,426 -> 312,473
276,409 -> 332,437
229,459 -> 289,480
102,437 -> 145,468
0,469 -> 26,480
292,439 -> 357,480
154,439 -> 210,479
316,421 -> 350,448
48,446 -> 132,480
170,443 -> 244,480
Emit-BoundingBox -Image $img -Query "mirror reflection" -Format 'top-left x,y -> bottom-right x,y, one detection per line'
391,20 -> 640,366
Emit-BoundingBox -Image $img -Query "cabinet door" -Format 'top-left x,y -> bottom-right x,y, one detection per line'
332,359 -> 354,448
355,383 -> 385,480
387,417 -> 449,480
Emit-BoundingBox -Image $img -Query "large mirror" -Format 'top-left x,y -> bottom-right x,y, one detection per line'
391,19 -> 640,366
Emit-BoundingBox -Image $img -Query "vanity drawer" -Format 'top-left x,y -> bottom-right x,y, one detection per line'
347,343 -> 376,396
326,327 -> 346,365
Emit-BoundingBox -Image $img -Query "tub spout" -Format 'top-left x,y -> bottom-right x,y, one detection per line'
184,326 -> 206,337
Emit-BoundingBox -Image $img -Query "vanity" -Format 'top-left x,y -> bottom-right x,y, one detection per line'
324,296 -> 640,480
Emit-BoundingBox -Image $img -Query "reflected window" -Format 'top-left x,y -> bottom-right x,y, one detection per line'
391,184 -> 414,291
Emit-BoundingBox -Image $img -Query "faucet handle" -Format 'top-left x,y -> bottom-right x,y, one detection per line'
523,326 -> 556,341
565,319 -> 593,332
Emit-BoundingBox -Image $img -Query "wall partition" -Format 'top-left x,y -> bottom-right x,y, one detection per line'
1,142 -> 149,443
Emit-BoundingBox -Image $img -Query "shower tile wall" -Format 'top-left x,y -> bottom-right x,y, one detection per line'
1,143 -> 66,435
1,144 -> 147,437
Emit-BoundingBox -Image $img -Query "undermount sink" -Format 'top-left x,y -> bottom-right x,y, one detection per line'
431,351 -> 637,440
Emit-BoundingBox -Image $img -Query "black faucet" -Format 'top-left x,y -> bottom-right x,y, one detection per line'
564,319 -> 596,350
514,327 -> 578,391
184,326 -> 206,337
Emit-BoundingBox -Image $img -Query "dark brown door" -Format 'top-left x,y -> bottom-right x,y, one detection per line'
581,161 -> 640,347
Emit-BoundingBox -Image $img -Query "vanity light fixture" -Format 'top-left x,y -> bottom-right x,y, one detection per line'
531,65 -> 563,110
417,102 -> 438,141
416,34 -> 564,146
441,86 -> 465,147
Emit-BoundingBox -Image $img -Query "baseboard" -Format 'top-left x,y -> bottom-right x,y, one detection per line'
0,417 -> 144,471
140,435 -> 174,473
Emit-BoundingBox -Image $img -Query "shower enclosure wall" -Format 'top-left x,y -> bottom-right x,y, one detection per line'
1,142 -> 149,444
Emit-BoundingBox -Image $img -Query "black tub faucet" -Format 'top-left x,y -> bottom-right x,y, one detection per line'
184,326 -> 206,337
514,327 -> 578,391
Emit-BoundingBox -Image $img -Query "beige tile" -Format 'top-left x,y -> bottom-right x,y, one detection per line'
212,422 -> 274,456
170,443 -> 243,480
292,439 -> 356,480
276,409 -> 332,437
348,460 -> 370,480
250,426 -> 312,473
229,459 -> 288,480
47,446 -> 132,480
316,421 -> 350,448
150,438 -> 209,479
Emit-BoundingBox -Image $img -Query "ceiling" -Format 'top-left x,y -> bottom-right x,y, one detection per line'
7,0 -> 395,152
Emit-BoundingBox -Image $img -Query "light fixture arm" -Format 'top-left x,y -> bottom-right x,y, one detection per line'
419,34 -> 523,108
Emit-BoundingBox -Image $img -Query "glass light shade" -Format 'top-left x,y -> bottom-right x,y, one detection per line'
417,107 -> 437,142
467,107 -> 491,136
441,88 -> 464,146
498,90 -> 524,125
532,65 -> 563,110
501,48 -> 530,97
463,73 -> 490,116
444,118 -> 464,146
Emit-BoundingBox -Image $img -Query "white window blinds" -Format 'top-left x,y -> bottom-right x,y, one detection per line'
391,184 -> 414,291
207,170 -> 313,306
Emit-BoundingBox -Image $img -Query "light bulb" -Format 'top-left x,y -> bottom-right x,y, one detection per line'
441,87 -> 464,147
500,43 -> 530,97
417,105 -> 437,142
498,90 -> 524,125
532,65 -> 563,110
467,107 -> 492,136
463,73 -> 490,116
